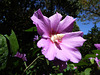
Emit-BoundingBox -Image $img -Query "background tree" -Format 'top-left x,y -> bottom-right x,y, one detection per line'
80,24 -> 100,56
78,0 -> 100,24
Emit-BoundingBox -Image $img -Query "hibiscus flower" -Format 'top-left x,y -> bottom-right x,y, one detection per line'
94,44 -> 100,50
94,44 -> 100,67
33,35 -> 38,41
14,52 -> 27,61
31,9 -> 86,63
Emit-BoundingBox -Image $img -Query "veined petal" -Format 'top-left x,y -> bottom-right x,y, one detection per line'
56,49 -> 69,61
56,44 -> 81,63
31,9 -> 51,37
94,44 -> 100,50
34,22 -> 43,36
37,38 -> 57,60
49,12 -> 62,33
62,31 -> 86,48
37,38 -> 50,50
42,42 -> 58,61
57,15 -> 76,33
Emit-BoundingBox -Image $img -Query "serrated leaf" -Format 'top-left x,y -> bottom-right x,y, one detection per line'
0,35 -> 8,70
5,30 -> 19,56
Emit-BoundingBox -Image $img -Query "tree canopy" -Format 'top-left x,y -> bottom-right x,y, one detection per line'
78,0 -> 100,24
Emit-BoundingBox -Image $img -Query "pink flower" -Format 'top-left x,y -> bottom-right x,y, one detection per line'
94,44 -> 100,67
15,52 -> 27,61
74,66 -> 77,69
95,57 -> 100,67
33,35 -> 38,41
94,44 -> 100,50
31,9 -> 86,63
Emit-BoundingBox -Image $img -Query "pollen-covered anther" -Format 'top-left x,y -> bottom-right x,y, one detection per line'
51,34 -> 65,43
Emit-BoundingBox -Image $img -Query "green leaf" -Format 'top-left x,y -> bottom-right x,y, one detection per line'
5,30 -> 19,56
84,68 -> 91,75
98,62 -> 100,65
84,54 -> 96,59
67,64 -> 70,71
92,50 -> 100,55
25,27 -> 37,32
0,35 -> 8,70
80,72 -> 85,75
90,58 -> 95,64
75,60 -> 88,66
46,59 -> 49,65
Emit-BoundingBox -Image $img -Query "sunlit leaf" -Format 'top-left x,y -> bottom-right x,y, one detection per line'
90,58 -> 95,64
5,30 -> 19,56
84,68 -> 91,75
0,34 -> 8,70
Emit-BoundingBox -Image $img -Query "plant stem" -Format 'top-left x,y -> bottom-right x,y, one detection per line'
22,55 -> 44,75
24,56 -> 40,72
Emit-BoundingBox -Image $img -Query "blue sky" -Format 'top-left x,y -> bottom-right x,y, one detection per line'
76,20 -> 100,35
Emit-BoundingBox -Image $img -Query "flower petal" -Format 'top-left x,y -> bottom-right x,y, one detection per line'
94,44 -> 100,50
57,16 -> 76,33
37,38 -> 50,49
56,44 -> 81,63
42,43 -> 57,61
37,38 -> 57,60
49,12 -> 62,33
62,31 -> 86,48
31,9 -> 51,37
33,22 -> 44,36
95,57 -> 100,67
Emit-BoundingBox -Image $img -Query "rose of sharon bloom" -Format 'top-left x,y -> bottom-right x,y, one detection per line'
94,44 -> 100,67
31,9 -> 86,63
15,52 -> 27,61
74,66 -> 77,69
33,35 -> 38,41
95,57 -> 100,67
94,44 -> 100,50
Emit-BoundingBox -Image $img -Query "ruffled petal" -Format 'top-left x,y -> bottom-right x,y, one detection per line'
49,12 -> 62,33
62,31 -> 86,48
56,44 -> 81,63
31,9 -> 51,37
37,38 -> 57,60
57,16 -> 76,33
37,38 -> 50,49
94,44 -> 100,50
42,43 -> 57,60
